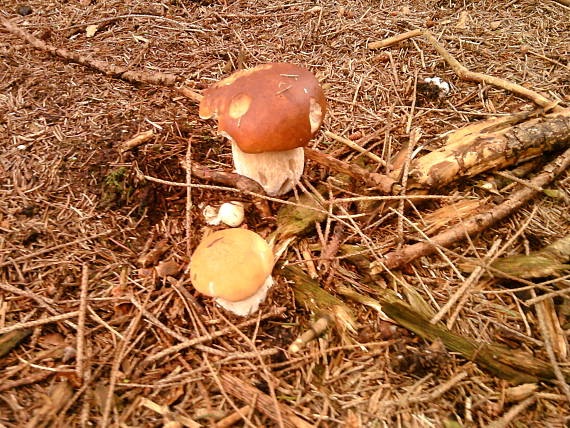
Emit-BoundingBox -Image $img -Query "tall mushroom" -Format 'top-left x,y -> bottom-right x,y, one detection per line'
199,63 -> 326,196
189,228 -> 274,316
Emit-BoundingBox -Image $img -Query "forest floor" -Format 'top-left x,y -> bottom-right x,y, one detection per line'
1,0 -> 570,426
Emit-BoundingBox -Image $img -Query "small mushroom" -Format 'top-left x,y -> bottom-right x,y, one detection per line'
189,228 -> 274,316
202,201 -> 245,227
218,201 -> 245,227
199,63 -> 327,196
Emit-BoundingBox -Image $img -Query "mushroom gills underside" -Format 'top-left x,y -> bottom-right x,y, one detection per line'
214,275 -> 274,316
230,140 -> 305,196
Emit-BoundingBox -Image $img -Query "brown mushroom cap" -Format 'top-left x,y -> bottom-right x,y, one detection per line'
199,63 -> 326,154
190,228 -> 274,302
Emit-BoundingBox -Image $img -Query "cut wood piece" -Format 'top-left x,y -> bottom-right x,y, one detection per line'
422,198 -> 492,236
403,108 -> 570,191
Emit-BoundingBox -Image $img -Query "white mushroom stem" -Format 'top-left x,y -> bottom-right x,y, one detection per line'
230,140 -> 304,196
214,275 -> 274,316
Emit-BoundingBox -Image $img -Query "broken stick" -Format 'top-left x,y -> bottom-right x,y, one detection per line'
187,161 -> 272,217
304,148 -> 397,193
380,145 -> 570,270
368,28 -> 562,111
368,29 -> 423,50
120,130 -> 155,152
1,17 -> 178,87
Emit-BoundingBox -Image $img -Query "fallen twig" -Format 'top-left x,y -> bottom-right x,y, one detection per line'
368,28 -> 562,111
534,291 -> 570,402
381,146 -> 570,270
0,370 -> 54,393
143,307 -> 286,363
76,264 -> 89,382
288,315 -> 331,353
0,311 -> 80,335
484,396 -> 537,428
120,129 -> 155,152
0,230 -> 113,269
304,148 -> 397,193
176,85 -> 205,103
140,398 -> 201,428
0,329 -> 32,358
422,31 -> 559,111
187,161 -> 272,217
1,17 -> 178,87
213,405 -> 252,428
368,29 -> 423,50
324,131 -> 386,166
430,241 -> 501,325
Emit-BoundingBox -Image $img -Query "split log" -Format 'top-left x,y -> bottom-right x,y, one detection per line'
401,108 -> 570,191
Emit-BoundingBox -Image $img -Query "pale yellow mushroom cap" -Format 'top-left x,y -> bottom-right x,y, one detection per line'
190,228 -> 274,302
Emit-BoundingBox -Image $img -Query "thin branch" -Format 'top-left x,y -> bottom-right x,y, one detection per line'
533,291 -> 570,402
1,17 -> 179,87
368,29 -> 423,49
0,311 -> 80,335
76,264 -> 89,382
304,148 -> 397,193
422,31 -> 558,110
367,28 -> 560,110
382,146 -> 570,269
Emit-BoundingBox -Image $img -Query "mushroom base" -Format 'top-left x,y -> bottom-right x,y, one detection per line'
230,141 -> 304,196
214,275 -> 274,316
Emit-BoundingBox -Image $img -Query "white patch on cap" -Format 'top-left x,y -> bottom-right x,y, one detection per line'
309,97 -> 323,133
228,93 -> 252,119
